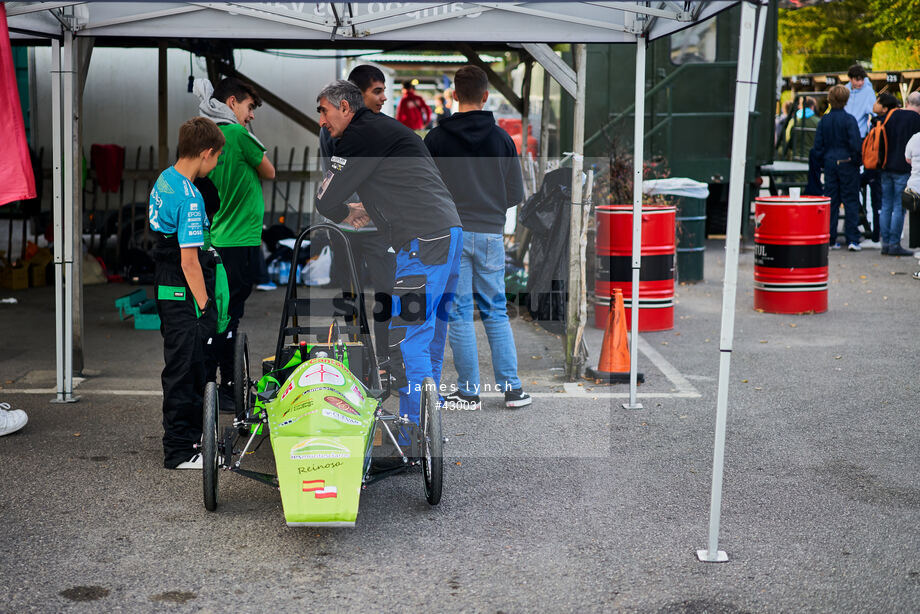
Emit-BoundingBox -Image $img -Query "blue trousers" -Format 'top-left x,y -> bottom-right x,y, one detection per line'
880,171 -> 910,247
824,160 -> 860,246
390,227 -> 462,424
448,231 -> 522,395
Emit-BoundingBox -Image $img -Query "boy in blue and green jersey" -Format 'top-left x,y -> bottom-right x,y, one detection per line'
149,117 -> 224,469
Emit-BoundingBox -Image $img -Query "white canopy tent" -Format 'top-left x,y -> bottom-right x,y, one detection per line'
6,0 -> 767,562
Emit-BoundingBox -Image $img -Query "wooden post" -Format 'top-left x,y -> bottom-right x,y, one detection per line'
565,44 -> 587,381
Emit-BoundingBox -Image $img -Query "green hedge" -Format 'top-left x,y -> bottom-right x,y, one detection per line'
872,40 -> 920,71
782,54 -> 854,76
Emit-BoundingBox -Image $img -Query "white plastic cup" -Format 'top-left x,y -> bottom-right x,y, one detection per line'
789,187 -> 801,199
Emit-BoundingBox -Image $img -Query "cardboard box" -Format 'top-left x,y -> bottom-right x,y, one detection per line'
0,262 -> 29,290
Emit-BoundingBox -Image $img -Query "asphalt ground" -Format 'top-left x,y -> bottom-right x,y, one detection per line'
1,239 -> 919,613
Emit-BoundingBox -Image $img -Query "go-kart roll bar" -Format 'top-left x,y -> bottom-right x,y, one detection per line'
273,223 -> 382,391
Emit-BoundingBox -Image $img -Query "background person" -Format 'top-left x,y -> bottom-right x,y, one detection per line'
879,91 -> 920,256
148,117 -> 224,469
861,92 -> 901,245
194,77 -> 276,411
396,79 -> 432,131
812,85 -> 862,251
314,80 -> 462,427
319,65 -> 396,363
424,65 -> 531,410
844,64 -> 876,138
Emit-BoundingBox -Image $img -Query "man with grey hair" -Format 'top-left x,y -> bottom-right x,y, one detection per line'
878,90 -> 920,256
314,80 -> 462,433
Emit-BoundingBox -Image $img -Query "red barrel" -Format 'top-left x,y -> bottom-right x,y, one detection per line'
753,196 -> 830,314
594,204 -> 676,331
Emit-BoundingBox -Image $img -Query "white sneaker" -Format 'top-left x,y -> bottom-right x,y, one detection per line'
174,454 -> 202,470
255,282 -> 277,291
847,243 -> 862,252
861,240 -> 881,249
0,403 -> 28,436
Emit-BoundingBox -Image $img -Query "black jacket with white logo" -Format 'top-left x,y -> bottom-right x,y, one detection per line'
315,108 -> 461,250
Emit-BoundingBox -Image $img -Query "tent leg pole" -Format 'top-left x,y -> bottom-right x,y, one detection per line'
697,0 -> 759,564
62,29 -> 76,401
565,44 -> 586,380
51,37 -> 65,403
624,36 -> 646,410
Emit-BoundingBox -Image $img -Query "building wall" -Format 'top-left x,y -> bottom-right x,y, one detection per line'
31,47 -> 337,172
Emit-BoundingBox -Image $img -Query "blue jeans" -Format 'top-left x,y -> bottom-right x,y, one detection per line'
390,227 -> 462,425
880,171 -> 910,246
448,231 -> 521,396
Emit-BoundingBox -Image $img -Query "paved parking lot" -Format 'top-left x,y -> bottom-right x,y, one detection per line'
1,240 -> 919,612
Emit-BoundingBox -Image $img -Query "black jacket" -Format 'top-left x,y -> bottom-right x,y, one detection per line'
882,109 -> 920,174
315,108 -> 460,250
812,109 -> 861,168
424,110 -> 525,234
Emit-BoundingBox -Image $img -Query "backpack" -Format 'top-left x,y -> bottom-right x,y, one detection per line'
862,109 -> 894,170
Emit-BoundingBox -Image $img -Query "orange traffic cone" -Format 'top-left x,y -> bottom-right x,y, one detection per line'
586,289 -> 644,384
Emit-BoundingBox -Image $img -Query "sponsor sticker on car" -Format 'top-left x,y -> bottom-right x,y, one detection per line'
322,408 -> 361,426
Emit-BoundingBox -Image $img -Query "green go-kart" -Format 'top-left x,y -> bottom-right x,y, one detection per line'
200,224 -> 443,527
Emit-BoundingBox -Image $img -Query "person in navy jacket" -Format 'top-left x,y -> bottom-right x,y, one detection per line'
812,85 -> 862,250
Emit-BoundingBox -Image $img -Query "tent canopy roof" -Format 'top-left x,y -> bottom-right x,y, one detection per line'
7,2 -> 738,44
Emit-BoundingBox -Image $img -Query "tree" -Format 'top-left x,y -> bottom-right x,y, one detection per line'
869,0 -> 920,41
778,0 -> 875,61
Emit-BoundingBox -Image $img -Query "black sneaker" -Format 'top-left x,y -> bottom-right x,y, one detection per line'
888,245 -> 914,257
443,390 -> 482,411
504,389 -> 532,409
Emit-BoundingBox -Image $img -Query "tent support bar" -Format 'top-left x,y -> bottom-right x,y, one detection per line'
624,36 -> 646,410
189,2 -> 331,33
473,2 -> 630,34
51,37 -> 65,402
51,29 -> 78,403
82,5 -> 205,31
697,0 -> 759,564
361,4 -> 495,36
584,1 -> 685,21
564,43 -> 586,380
458,43 -> 522,114
521,43 -> 576,98
5,2 -> 83,17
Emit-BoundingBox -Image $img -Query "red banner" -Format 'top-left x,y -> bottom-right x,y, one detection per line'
0,4 -> 36,207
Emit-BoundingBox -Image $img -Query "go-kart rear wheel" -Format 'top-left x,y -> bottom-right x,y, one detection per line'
202,381 -> 219,512
420,377 -> 443,505
233,332 -> 250,419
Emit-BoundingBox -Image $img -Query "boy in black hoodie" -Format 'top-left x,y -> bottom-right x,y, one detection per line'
424,65 -> 531,409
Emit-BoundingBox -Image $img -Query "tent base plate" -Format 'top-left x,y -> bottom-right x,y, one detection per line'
696,549 -> 729,563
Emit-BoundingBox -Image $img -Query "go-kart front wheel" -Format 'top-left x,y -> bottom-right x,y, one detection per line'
202,381 -> 219,511
233,332 -> 251,419
420,377 -> 443,505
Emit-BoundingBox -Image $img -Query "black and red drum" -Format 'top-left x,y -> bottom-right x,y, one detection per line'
594,204 -> 676,331
753,196 -> 830,314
